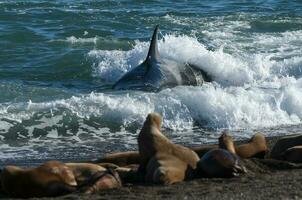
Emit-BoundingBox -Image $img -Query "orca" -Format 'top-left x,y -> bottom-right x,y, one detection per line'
113,25 -> 211,91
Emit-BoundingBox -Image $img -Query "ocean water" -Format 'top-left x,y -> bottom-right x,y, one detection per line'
0,0 -> 302,166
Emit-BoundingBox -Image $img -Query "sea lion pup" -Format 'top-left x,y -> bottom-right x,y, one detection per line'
235,132 -> 268,158
270,134 -> 302,160
95,151 -> 141,166
280,146 -> 302,163
195,132 -> 246,178
0,161 -> 76,198
138,112 -> 200,184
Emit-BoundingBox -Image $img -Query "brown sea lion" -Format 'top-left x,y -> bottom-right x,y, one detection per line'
195,132 -> 246,178
235,132 -> 268,158
270,134 -> 302,159
138,112 -> 200,184
281,145 -> 302,163
0,161 -> 76,198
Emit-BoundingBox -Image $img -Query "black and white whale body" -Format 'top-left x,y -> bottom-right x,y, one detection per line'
113,25 -> 211,91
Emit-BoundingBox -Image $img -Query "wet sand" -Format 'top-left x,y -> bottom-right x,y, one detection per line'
3,135 -> 302,199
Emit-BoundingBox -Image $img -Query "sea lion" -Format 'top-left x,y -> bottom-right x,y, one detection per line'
80,168 -> 122,194
0,161 -> 76,198
281,145 -> 302,163
270,134 -> 302,160
195,132 -> 246,178
235,132 -> 268,158
138,112 -> 200,184
66,162 -> 137,187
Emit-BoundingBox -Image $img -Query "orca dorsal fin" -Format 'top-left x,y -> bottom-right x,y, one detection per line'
146,25 -> 160,62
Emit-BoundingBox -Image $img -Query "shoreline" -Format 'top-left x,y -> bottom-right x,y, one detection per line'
2,134 -> 302,199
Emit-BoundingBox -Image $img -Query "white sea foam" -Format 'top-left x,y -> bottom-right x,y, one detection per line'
0,79 -> 301,134
85,30 -> 302,131
66,36 -> 98,44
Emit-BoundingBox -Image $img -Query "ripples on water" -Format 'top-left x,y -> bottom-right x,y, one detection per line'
0,0 -> 302,165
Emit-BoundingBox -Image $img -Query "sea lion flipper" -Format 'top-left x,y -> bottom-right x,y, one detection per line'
233,164 -> 247,174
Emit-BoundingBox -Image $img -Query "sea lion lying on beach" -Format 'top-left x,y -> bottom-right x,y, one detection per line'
195,132 -> 246,178
0,161 -> 76,198
193,132 -> 268,159
64,162 -> 123,193
270,134 -> 302,160
138,112 -> 200,184
235,132 -> 268,159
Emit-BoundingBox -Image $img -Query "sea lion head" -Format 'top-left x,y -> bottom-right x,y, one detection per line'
195,149 -> 246,178
144,112 -> 162,130
38,161 -> 77,187
219,131 -> 236,154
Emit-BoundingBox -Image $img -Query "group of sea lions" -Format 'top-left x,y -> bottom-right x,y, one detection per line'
1,112 -> 302,198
